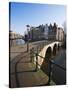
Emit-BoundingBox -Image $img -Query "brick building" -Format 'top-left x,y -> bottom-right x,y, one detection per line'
26,23 -> 64,42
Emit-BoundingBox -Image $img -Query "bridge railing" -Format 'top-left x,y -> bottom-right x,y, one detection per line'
10,36 -> 59,47
30,47 -> 66,85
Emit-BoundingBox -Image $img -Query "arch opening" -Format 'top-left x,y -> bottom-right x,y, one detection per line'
53,44 -> 57,56
45,47 -> 52,61
41,47 -> 52,75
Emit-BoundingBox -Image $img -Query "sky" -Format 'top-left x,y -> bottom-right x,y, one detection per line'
10,2 -> 66,35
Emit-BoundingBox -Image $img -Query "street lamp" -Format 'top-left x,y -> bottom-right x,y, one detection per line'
26,25 -> 30,52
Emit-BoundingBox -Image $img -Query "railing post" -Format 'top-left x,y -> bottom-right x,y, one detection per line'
27,41 -> 29,52
30,49 -> 32,62
35,53 -> 38,71
48,60 -> 53,85
30,47 -> 34,62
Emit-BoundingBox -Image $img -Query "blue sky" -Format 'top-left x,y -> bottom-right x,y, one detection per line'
10,2 -> 66,35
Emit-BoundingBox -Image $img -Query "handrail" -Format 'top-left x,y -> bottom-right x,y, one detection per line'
32,51 -> 66,71
31,49 -> 66,85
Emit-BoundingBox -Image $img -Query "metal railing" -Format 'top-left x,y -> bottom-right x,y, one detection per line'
30,47 -> 66,85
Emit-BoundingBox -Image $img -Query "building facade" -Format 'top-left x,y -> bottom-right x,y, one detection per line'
57,27 -> 64,41
26,23 -> 64,42
29,25 -> 46,41
28,24 -> 49,41
44,24 -> 49,39
9,31 -> 24,46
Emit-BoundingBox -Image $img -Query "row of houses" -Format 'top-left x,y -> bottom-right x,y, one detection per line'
26,23 -> 65,42
9,31 -> 23,39
10,23 -> 65,46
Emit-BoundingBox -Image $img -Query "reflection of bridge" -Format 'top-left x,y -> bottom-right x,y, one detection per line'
10,40 -> 66,88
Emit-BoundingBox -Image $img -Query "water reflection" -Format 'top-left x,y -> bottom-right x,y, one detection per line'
10,39 -> 25,46
16,39 -> 25,45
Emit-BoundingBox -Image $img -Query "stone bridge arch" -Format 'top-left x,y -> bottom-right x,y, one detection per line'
41,46 -> 52,75
39,42 -> 60,75
44,46 -> 52,61
53,43 -> 58,56
34,41 -> 62,69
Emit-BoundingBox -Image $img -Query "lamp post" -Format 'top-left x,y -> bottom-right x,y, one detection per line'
26,25 -> 30,52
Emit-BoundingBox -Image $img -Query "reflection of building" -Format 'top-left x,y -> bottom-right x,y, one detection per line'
26,23 -> 65,42
9,31 -> 24,46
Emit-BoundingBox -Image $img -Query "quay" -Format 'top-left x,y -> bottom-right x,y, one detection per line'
10,40 -> 66,88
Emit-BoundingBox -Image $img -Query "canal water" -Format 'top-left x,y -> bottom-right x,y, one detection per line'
10,39 -> 25,46
15,39 -> 25,45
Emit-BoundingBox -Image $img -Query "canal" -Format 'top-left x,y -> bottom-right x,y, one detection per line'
51,49 -> 66,85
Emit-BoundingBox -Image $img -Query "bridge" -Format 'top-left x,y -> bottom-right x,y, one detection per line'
33,41 -> 61,67
10,40 -> 66,88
